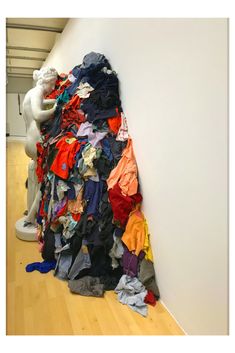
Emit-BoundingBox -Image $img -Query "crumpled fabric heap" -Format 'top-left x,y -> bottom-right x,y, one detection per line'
115,275 -> 148,317
26,52 -> 160,317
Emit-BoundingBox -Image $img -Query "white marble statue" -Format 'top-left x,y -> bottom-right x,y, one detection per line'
22,67 -> 58,227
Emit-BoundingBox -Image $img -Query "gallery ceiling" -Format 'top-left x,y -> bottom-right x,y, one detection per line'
6,18 -> 68,79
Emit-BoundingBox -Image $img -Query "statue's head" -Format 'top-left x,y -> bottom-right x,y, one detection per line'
33,67 -> 58,94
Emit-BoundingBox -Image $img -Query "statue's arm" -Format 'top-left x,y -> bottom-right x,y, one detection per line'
43,99 -> 56,105
31,93 -> 57,123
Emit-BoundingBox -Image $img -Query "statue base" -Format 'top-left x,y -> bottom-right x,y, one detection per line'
15,217 -> 37,242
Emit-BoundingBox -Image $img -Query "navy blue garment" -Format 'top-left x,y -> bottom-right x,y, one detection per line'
67,181 -> 76,200
114,227 -> 124,238
107,135 -> 128,165
48,103 -> 63,137
80,100 -> 117,123
83,179 -> 103,216
86,74 -> 121,108
48,90 -> 71,137
101,137 -> 114,162
67,63 -> 110,97
66,51 -> 112,97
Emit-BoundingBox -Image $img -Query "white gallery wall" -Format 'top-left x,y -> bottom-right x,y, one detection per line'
6,93 -> 26,137
43,18 -> 228,335
6,77 -> 33,137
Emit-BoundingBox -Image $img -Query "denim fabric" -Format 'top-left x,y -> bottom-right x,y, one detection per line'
54,244 -> 73,280
68,245 -> 91,280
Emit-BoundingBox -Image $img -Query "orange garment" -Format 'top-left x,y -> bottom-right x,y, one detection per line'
121,207 -> 146,256
106,138 -> 138,196
68,188 -> 84,214
107,110 -> 122,134
64,94 -> 81,110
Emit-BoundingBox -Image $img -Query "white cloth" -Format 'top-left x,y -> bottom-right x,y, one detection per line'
116,113 -> 129,141
75,82 -> 94,98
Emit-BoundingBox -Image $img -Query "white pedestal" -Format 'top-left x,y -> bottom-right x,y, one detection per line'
15,217 -> 37,242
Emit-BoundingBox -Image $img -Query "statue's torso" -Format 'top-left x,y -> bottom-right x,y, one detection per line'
23,88 -> 41,160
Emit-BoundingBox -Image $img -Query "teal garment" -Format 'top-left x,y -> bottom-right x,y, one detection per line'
57,90 -> 70,104
61,213 -> 78,240
92,120 -> 109,133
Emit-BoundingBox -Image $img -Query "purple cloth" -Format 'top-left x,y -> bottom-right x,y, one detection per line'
52,198 -> 67,219
122,247 -> 145,277
76,121 -> 107,147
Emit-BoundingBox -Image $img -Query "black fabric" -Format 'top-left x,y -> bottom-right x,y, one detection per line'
42,227 -> 55,261
88,245 -> 113,277
107,135 -> 127,164
93,154 -> 114,180
100,266 -> 123,290
68,234 -> 83,269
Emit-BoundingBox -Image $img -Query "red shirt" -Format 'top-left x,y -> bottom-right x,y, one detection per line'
108,183 -> 142,227
50,133 -> 81,179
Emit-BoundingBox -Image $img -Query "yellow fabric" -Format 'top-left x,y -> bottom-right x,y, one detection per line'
83,167 -> 97,177
82,146 -> 97,168
143,221 -> 154,262
65,137 -> 77,144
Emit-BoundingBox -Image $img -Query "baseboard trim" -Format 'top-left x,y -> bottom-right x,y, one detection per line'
160,299 -> 188,335
6,136 -> 26,142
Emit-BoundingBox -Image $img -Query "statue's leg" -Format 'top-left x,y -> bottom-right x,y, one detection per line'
27,160 -> 39,213
24,186 -> 41,225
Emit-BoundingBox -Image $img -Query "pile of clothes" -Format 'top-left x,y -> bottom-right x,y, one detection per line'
26,52 -> 160,317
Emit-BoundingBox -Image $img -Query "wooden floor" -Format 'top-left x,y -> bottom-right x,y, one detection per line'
6,141 -> 184,335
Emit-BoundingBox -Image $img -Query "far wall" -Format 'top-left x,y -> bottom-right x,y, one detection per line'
6,77 -> 33,94
6,77 -> 33,137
